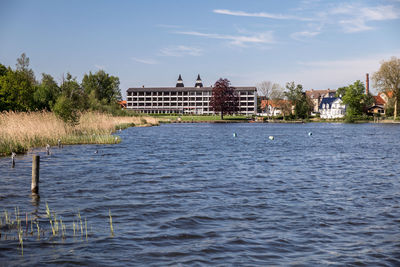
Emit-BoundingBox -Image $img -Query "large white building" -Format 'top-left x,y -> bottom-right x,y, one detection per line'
126,75 -> 257,115
319,97 -> 346,119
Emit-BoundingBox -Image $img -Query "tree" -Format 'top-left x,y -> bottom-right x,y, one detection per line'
34,73 -> 60,110
0,63 -> 8,110
0,54 -> 37,111
338,80 -> 372,121
372,56 -> 400,120
82,70 -> 121,105
0,67 -> 36,111
209,78 -> 239,120
257,81 -> 282,118
54,73 -> 86,124
284,82 -> 311,119
257,81 -> 281,100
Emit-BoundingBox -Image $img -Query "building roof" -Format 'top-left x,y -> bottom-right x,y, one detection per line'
319,97 -> 341,109
118,100 -> 127,108
127,86 -> 256,92
373,95 -> 386,105
195,74 -> 203,88
306,89 -> 336,99
176,74 -> 184,87
261,99 -> 290,109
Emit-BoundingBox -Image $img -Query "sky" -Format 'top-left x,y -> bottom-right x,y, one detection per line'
1,0 -> 399,98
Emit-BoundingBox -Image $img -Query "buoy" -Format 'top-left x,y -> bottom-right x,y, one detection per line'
233,133 -> 237,137
269,136 -> 274,140
308,132 -> 312,136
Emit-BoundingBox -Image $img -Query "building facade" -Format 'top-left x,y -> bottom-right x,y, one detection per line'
319,97 -> 346,119
306,89 -> 337,113
126,75 -> 257,115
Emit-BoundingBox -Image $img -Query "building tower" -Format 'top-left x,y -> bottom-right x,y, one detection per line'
195,74 -> 203,88
176,74 -> 184,87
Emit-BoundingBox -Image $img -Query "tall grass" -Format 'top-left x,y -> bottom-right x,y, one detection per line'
0,111 -> 159,155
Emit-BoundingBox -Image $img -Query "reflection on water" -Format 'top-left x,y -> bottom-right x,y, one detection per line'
0,123 -> 400,266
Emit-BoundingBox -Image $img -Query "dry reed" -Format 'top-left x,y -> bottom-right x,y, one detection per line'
0,111 -> 159,155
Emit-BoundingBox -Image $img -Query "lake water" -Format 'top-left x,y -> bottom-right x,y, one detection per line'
1,123 -> 399,266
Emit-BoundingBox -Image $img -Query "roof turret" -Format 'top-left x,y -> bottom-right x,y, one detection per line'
195,74 -> 203,88
176,74 -> 184,87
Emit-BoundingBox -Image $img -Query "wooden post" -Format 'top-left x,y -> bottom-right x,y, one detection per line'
11,152 -> 16,168
31,155 -> 40,194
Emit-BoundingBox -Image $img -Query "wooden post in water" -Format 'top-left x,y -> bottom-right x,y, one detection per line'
11,152 -> 16,168
31,155 -> 40,194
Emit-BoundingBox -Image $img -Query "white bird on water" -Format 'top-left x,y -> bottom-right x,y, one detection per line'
269,136 -> 274,140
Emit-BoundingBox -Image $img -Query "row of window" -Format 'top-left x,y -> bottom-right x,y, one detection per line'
127,102 -> 255,107
127,97 -> 255,102
128,107 -> 255,112
127,91 -> 255,97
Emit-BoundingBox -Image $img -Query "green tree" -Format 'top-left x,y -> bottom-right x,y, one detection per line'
82,70 -> 121,106
34,73 -> 61,110
338,80 -> 372,122
53,95 -> 80,125
209,78 -> 239,120
372,56 -> 400,120
0,63 -> 8,110
284,82 -> 311,119
0,67 -> 36,111
54,73 -> 86,124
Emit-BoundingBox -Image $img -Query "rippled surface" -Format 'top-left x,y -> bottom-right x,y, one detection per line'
1,123 -> 400,266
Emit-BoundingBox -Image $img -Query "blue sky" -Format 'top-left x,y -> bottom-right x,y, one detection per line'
1,0 -> 399,97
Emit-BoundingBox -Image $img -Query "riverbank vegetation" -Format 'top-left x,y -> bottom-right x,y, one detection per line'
0,111 -> 158,156
0,53 -> 128,124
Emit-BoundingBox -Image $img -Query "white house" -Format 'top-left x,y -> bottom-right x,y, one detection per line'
319,97 -> 346,119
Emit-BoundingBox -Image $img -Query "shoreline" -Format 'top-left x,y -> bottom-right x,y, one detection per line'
0,112 -> 159,157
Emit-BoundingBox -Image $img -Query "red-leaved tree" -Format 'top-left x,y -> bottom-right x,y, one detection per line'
209,78 -> 239,120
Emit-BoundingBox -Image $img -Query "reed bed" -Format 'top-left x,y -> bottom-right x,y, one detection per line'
0,111 -> 159,155
1,205 -> 115,256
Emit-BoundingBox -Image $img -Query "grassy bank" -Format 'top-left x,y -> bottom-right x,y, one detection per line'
0,111 -> 159,156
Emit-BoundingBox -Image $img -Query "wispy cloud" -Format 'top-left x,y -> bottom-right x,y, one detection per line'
160,45 -> 203,57
132,57 -> 159,65
329,4 -> 400,33
290,31 -> 320,41
213,9 -> 312,21
174,30 -> 275,47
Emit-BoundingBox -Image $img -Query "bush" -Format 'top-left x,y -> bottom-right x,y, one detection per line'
53,95 -> 80,125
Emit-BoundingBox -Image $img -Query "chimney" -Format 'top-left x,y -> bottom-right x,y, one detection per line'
366,73 -> 369,95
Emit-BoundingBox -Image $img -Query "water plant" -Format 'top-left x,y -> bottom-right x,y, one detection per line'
1,206 -> 116,256
109,209 -> 114,237
0,111 -> 159,156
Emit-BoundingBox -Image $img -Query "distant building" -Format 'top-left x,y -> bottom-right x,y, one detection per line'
319,97 -> 346,119
306,89 -> 336,113
118,100 -> 127,109
260,99 -> 291,116
126,75 -> 257,115
368,95 -> 386,115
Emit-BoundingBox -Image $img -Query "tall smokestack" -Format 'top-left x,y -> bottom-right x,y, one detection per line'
366,73 -> 369,95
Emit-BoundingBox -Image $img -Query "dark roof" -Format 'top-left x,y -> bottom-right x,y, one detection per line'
195,74 -> 203,87
176,74 -> 184,87
319,97 -> 340,109
127,86 -> 256,93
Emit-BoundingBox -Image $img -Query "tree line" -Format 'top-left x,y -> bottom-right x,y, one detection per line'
256,57 -> 400,121
0,53 -> 122,124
